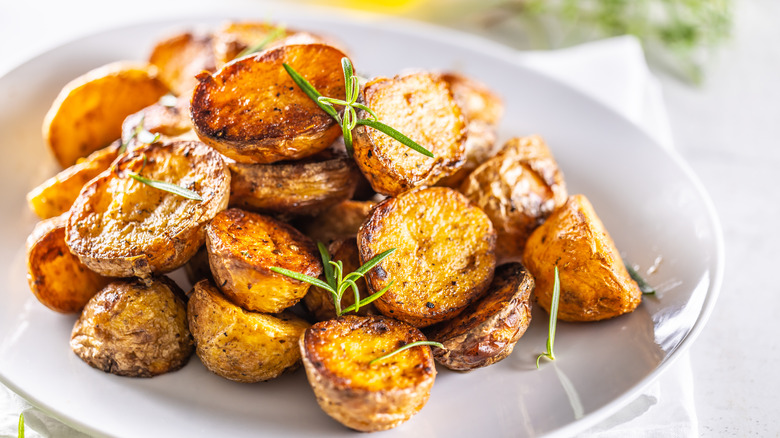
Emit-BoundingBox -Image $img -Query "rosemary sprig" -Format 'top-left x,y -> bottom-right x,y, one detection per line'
125,155 -> 203,201
235,25 -> 286,59
537,266 -> 561,368
18,413 -> 24,438
119,115 -> 161,154
369,340 -> 444,365
623,259 -> 656,295
270,243 -> 395,317
282,58 -> 433,157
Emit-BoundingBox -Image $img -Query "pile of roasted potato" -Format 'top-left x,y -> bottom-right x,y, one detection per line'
24,21 -> 644,432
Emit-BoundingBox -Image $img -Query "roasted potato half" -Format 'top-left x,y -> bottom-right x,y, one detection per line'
191,43 -> 347,163
426,262 -> 533,371
148,31 -> 216,96
188,280 -> 310,383
27,142 -> 119,219
228,150 -> 360,218
460,135 -> 568,262
299,199 -> 376,244
205,208 -> 322,313
70,276 -> 193,377
26,214 -> 110,313
303,238 -> 379,321
358,187 -> 497,327
66,140 -> 230,279
211,21 -> 295,67
352,72 -> 466,196
523,194 -> 642,322
300,315 -> 436,432
42,62 -> 169,167
120,93 -> 196,151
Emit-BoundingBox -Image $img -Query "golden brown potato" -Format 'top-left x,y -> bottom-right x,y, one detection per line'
352,72 -> 466,196
66,141 -> 230,279
438,72 -> 504,187
303,238 -> 379,321
300,315 -> 436,432
120,93 -> 196,151
426,262 -> 533,371
205,208 -> 322,313
26,214 -> 110,314
148,31 -> 216,96
70,276 -> 193,377
228,149 -> 360,218
460,136 -> 568,262
42,62 -> 169,167
188,280 -> 310,383
27,142 -> 119,219
183,246 -> 213,287
523,194 -> 642,322
211,21 -> 295,67
299,199 -> 376,244
358,187 -> 496,327
191,44 -> 347,164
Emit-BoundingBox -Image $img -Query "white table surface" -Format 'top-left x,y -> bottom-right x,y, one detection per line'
1,0 -> 778,436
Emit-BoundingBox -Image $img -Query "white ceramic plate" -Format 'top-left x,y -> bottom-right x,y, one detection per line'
0,8 -> 723,438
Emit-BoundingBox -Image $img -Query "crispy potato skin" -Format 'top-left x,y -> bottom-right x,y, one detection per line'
523,194 -> 642,322
191,44 -> 347,163
460,136 -> 568,262
358,187 -> 496,327
70,277 -> 193,377
26,214 -> 110,314
301,315 -> 436,432
228,153 -> 360,218
303,238 -> 379,321
299,200 -> 376,244
206,208 -> 322,313
426,262 -> 533,371
149,32 -> 216,96
66,141 -> 230,279
27,143 -> 119,219
352,72 -> 467,196
42,62 -> 168,167
188,280 -> 310,382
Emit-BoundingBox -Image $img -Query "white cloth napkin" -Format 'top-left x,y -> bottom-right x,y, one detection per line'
0,34 -> 695,438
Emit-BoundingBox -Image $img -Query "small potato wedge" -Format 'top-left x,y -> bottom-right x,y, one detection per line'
205,208 -> 322,313
352,72 -> 466,196
523,194 -> 642,322
27,142 -> 119,219
66,141 -> 230,279
460,135 -> 568,262
211,21 -> 295,67
228,149 -> 360,218
358,187 -> 496,327
299,199 -> 376,244
70,276 -> 193,377
303,238 -> 379,321
42,61 -> 169,167
120,93 -> 196,151
426,262 -> 533,371
191,43 -> 347,163
301,315 -> 436,432
188,280 -> 310,383
148,31 -> 216,96
26,214 -> 110,314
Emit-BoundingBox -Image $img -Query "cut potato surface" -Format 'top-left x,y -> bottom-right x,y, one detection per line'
42,61 -> 168,167
206,208 -> 322,313
188,280 -> 310,383
70,276 -> 193,377
353,72 -> 466,196
460,135 -> 568,262
523,194 -> 642,322
300,315 -> 436,432
299,199 -> 376,244
427,262 -> 533,371
66,141 -> 230,279
26,214 -> 109,314
191,43 -> 347,163
27,142 -> 119,219
149,31 -> 216,96
358,187 -> 496,327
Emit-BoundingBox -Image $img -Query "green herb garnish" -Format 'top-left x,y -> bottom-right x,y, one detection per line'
369,340 -> 444,365
623,259 -> 656,295
271,243 -> 395,317
125,155 -> 202,201
282,58 -> 433,157
119,115 -> 161,154
537,266 -> 561,368
235,25 -> 287,59
18,413 -> 24,438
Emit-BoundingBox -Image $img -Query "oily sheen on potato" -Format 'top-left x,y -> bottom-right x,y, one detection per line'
65,140 -> 230,279
300,315 -> 436,432
148,31 -> 216,96
358,187 -> 497,327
